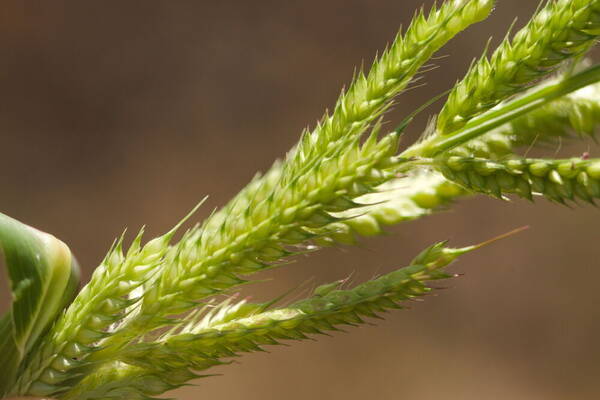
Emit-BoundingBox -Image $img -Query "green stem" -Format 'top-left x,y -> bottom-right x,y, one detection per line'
402,64 -> 600,158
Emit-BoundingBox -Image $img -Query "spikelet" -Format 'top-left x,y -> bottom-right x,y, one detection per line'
315,171 -> 464,245
111,128 -> 401,337
60,362 -> 197,400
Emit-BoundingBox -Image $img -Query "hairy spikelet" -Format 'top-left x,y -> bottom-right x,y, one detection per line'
438,0 -> 600,134
61,241 -> 475,400
437,155 -> 600,203
61,299 -> 264,400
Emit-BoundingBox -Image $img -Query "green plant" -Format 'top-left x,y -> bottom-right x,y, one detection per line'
1,0 -> 600,398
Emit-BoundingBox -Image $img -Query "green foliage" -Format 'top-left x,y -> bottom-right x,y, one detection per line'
3,1 -> 600,399
0,213 -> 79,397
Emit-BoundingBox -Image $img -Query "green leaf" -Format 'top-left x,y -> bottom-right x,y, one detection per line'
0,212 -> 80,396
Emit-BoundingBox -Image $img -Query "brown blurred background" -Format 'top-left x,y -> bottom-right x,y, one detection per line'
1,1 -> 599,399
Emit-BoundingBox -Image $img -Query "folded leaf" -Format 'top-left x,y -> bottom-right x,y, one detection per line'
0,213 -> 80,396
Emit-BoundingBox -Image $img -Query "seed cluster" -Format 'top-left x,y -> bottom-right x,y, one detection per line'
438,155 -> 600,203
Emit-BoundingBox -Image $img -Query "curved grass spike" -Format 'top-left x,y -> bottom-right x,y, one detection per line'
278,0 -> 493,171
0,213 -> 80,397
436,155 -> 600,203
61,237 -> 508,400
62,299 -> 275,400
437,0 -> 600,135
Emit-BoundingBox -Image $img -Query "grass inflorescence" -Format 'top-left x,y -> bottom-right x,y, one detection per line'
2,1 -> 600,399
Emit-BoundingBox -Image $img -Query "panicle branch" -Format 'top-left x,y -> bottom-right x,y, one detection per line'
437,0 -> 600,134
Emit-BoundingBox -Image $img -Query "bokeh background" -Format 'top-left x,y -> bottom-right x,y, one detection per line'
1,1 -> 599,399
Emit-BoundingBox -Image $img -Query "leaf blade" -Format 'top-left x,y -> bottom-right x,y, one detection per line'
0,213 -> 80,395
